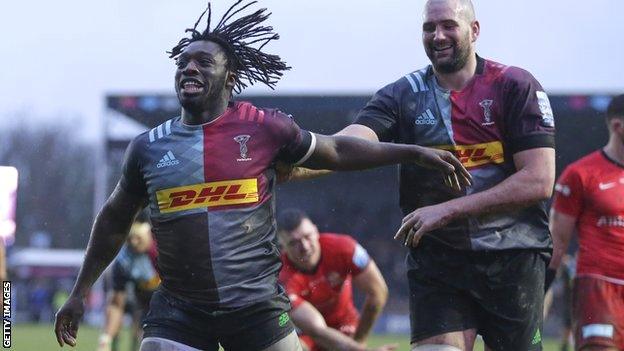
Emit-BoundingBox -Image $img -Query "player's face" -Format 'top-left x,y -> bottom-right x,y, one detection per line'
422,0 -> 476,74
174,40 -> 234,112
128,226 -> 151,254
283,218 -> 321,269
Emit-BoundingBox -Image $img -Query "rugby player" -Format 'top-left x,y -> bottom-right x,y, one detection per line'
550,94 -> 624,351
98,221 -> 159,351
54,2 -> 470,350
289,0 -> 556,349
277,210 -> 396,351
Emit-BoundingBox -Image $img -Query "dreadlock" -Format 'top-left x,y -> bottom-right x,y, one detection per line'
168,0 -> 290,94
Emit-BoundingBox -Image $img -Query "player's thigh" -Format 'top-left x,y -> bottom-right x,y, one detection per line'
476,250 -> 547,351
140,337 -> 204,351
407,244 -> 479,346
411,329 -> 478,351
572,277 -> 624,350
261,330 -> 302,351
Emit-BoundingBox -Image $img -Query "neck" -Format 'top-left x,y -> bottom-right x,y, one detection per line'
604,135 -> 624,164
181,95 -> 230,125
290,255 -> 320,273
434,53 -> 478,91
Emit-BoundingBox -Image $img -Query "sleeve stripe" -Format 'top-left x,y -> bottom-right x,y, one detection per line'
404,74 -> 419,93
149,128 -> 156,143
294,132 -> 317,166
413,72 -> 428,92
165,120 -> 172,135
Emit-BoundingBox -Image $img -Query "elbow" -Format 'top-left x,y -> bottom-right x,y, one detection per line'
528,174 -> 555,202
368,285 -> 389,311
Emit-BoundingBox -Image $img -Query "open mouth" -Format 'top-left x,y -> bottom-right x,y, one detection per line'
434,44 -> 453,53
180,78 -> 205,94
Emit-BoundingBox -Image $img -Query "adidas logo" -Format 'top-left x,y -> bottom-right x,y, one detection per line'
157,151 -> 180,168
415,109 -> 437,125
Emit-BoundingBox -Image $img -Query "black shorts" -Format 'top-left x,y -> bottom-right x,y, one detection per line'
143,288 -> 295,351
407,241 -> 549,351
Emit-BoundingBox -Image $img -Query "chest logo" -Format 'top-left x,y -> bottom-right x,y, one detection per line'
479,99 -> 495,126
415,109 -> 437,125
156,151 -> 180,168
598,182 -> 616,191
234,135 -> 252,162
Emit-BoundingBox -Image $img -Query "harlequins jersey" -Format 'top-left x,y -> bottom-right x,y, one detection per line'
355,56 -> 555,251
120,101 -> 314,307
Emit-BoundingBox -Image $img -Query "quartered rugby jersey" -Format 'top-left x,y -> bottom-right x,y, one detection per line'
120,101 -> 314,307
355,56 -> 555,251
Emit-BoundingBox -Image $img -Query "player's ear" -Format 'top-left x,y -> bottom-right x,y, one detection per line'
226,71 -> 237,91
471,20 -> 480,42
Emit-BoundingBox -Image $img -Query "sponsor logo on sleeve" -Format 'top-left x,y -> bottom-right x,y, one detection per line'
536,91 -> 555,127
554,183 -> 571,196
436,141 -> 505,169
156,178 -> 259,213
582,324 -> 614,339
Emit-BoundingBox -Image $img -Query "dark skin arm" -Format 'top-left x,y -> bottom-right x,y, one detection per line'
280,125 -> 471,191
54,183 -> 145,347
300,134 -> 471,189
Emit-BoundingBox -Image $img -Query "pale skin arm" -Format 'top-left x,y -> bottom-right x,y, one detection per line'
352,261 -> 388,343
290,301 -> 397,351
102,291 -> 127,339
54,183 -> 145,347
397,147 -> 556,246
548,209 -> 577,270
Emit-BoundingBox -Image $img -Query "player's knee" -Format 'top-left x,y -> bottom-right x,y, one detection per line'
411,344 -> 464,351
140,337 -> 202,351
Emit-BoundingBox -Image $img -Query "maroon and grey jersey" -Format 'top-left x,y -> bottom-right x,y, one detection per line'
355,56 -> 555,251
120,101 -> 315,307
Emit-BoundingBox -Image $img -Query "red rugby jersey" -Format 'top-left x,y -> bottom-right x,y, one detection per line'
553,150 -> 624,281
279,233 -> 370,328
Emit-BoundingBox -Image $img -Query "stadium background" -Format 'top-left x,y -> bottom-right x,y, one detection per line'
1,0 -> 623,350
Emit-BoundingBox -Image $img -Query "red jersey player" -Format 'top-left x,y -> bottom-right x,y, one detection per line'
551,94 -> 624,351
278,210 -> 396,351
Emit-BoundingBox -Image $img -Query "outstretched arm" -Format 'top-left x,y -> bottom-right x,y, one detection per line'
352,261 -> 388,343
299,133 -> 470,190
290,301 -> 396,351
54,183 -> 145,347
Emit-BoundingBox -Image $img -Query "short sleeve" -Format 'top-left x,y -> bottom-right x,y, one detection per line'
269,110 -> 314,165
552,165 -> 584,218
119,136 -> 148,197
111,260 -> 130,292
354,83 -> 400,142
503,68 -> 556,154
350,243 -> 371,275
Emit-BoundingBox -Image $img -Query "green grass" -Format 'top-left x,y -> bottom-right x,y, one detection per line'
11,324 -> 561,351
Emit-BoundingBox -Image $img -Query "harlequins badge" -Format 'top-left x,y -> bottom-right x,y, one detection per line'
479,99 -> 495,126
234,135 -> 252,162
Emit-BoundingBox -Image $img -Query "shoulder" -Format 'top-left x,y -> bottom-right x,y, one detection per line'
562,151 -> 602,178
494,61 -> 542,89
319,233 -> 357,253
381,66 -> 432,96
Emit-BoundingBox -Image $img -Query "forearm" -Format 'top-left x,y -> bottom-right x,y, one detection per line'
70,206 -> 133,298
443,167 -> 552,220
353,297 -> 384,343
307,135 -> 421,171
103,304 -> 124,337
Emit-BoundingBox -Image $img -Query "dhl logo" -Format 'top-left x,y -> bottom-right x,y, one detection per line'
156,178 -> 259,213
436,141 -> 505,168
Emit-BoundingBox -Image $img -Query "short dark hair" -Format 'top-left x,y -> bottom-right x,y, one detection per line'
607,94 -> 624,121
277,209 -> 309,234
168,0 -> 290,94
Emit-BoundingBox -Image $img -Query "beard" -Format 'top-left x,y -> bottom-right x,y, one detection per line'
177,75 -> 227,114
426,32 -> 473,74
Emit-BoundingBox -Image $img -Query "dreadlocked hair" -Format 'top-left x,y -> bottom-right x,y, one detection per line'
168,0 -> 290,94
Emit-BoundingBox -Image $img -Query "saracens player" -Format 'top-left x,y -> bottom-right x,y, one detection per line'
53,2 -> 470,351
550,94 -> 624,351
277,210 -> 396,351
